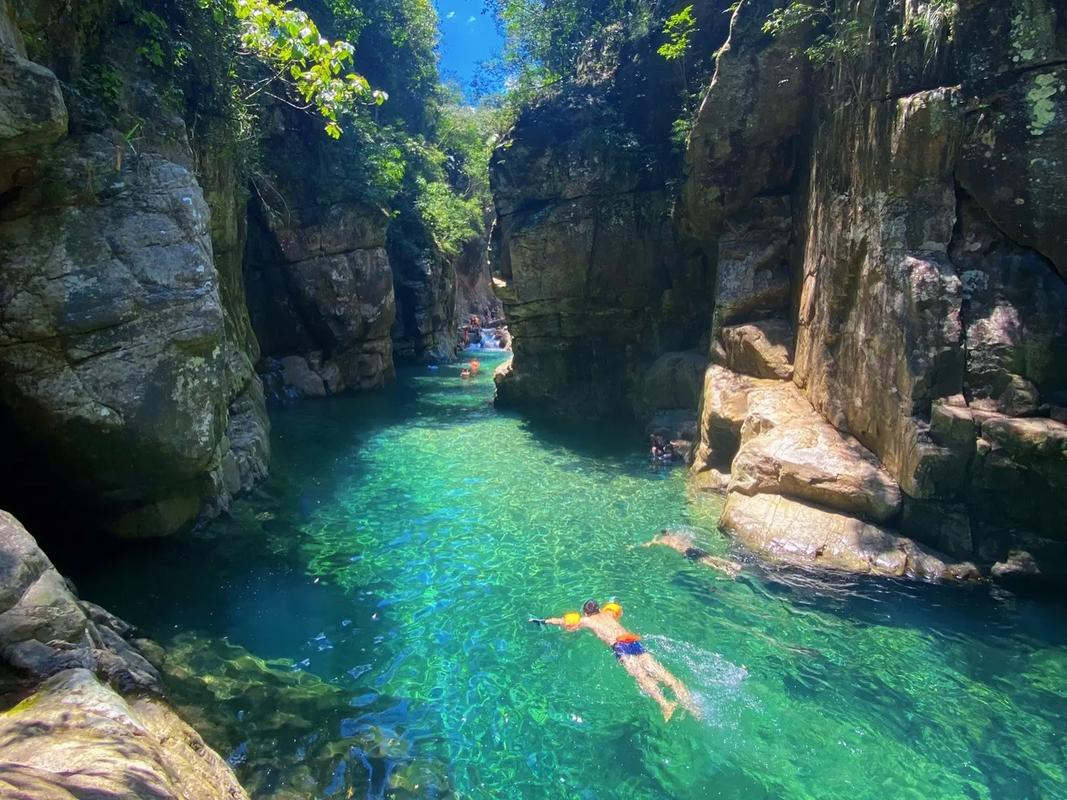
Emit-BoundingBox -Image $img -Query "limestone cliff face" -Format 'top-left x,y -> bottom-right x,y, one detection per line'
0,1 -> 269,538
244,103 -> 397,396
454,218 -> 502,321
489,1 -> 732,419
683,0 -> 1067,581
389,207 -> 459,362
788,0 -> 1067,576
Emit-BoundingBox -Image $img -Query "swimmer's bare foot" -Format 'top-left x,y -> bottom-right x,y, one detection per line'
661,701 -> 678,722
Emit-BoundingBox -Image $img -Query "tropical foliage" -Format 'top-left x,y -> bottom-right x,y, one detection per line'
232,0 -> 386,138
481,0 -> 654,101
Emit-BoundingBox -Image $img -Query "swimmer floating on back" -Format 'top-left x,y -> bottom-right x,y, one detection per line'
529,599 -> 702,721
643,530 -> 742,579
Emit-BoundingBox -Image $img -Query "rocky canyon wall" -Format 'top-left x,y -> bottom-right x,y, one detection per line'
489,1 -> 735,420
388,205 -> 459,363
788,0 -> 1067,579
0,0 -> 463,537
691,0 -> 1067,583
243,102 -> 398,399
0,0 -> 269,539
493,0 -> 1067,583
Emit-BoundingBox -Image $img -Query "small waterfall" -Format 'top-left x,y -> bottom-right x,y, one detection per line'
461,324 -> 510,352
478,327 -> 510,351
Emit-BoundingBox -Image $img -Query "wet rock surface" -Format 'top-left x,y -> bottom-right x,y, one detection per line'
0,510 -> 158,694
720,493 -> 979,582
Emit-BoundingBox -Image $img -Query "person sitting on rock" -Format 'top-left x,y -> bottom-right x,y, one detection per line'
660,440 -> 676,464
529,599 -> 702,722
642,530 -> 742,579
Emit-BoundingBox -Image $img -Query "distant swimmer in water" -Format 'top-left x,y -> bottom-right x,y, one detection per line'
643,530 -> 742,579
469,358 -> 481,374
460,367 -> 472,379
529,599 -> 701,721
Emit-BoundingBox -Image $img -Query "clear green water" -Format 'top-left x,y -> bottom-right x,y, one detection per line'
70,350 -> 1067,799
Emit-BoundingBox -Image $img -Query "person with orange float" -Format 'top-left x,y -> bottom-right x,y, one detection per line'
529,599 -> 701,721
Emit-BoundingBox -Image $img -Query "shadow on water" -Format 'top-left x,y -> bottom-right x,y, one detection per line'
517,414 -> 648,465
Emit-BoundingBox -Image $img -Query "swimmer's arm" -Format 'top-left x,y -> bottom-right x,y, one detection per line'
528,617 -> 567,627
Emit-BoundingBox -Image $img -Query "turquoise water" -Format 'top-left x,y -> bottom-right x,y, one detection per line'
70,350 -> 1067,799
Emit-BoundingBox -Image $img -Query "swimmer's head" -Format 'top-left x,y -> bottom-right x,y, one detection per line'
582,599 -> 600,616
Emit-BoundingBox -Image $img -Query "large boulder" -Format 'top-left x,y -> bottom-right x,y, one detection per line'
0,13 -> 270,537
389,210 -> 458,362
690,364 -> 811,473
720,492 -> 980,582
691,365 -> 755,472
0,510 -> 158,693
0,510 -> 247,798
730,421 -> 903,523
0,47 -> 66,159
0,134 -> 266,536
0,668 -> 249,800
719,319 -> 794,380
